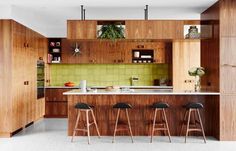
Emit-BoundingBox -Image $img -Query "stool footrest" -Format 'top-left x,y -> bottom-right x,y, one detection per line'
187,129 -> 202,132
115,128 -> 129,132
74,128 -> 88,132
154,128 -> 168,131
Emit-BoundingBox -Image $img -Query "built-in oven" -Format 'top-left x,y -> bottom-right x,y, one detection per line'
37,58 -> 45,99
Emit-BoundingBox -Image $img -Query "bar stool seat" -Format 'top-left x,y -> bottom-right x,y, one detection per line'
113,102 -> 132,109
71,103 -> 100,144
75,103 -> 94,109
150,102 -> 171,143
112,102 -> 134,143
180,102 -> 206,143
184,102 -> 203,109
152,102 -> 169,109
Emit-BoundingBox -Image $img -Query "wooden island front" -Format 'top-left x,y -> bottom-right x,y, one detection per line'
65,90 -> 219,139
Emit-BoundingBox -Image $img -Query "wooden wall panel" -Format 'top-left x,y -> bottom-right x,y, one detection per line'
202,0 -> 236,141
201,2 -> 220,92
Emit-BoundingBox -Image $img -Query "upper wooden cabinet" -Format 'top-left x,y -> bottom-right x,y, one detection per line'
125,20 -> 184,39
67,20 -> 97,39
67,20 -> 190,40
172,40 -> 200,91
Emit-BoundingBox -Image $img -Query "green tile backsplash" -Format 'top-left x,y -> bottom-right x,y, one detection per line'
50,64 -> 169,86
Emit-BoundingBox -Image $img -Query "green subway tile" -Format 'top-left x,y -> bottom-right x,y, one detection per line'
49,64 -> 169,86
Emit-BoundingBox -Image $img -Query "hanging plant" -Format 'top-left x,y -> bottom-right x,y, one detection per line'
97,24 -> 125,41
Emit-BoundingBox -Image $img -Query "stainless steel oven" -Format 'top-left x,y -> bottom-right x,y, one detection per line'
37,58 -> 45,99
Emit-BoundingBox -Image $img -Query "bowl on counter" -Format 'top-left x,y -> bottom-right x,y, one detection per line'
64,82 -> 76,87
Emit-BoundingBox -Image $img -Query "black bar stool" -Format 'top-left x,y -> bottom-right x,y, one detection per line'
150,102 -> 171,143
112,102 -> 134,143
180,102 -> 206,143
71,103 -> 101,144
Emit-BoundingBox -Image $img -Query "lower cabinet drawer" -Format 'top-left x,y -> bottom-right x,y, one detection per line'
45,102 -> 68,118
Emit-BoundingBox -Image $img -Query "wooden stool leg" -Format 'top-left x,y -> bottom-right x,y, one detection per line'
86,110 -> 90,144
185,109 -> 192,143
197,109 -> 207,143
112,109 -> 120,143
91,110 -> 101,138
151,109 -> 157,143
163,109 -> 171,143
126,109 -> 134,143
71,110 -> 80,142
180,110 -> 187,136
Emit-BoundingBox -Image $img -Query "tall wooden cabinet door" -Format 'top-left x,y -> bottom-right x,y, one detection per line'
67,21 -> 97,39
125,21 -> 145,39
25,29 -> 37,123
173,40 -> 200,91
12,21 -> 27,130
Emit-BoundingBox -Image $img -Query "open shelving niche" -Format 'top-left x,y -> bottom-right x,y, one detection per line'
48,38 -> 62,64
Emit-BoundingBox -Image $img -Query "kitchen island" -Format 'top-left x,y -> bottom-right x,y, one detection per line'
64,89 -> 220,138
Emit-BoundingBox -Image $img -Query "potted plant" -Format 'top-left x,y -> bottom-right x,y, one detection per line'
97,24 -> 125,41
188,67 -> 205,91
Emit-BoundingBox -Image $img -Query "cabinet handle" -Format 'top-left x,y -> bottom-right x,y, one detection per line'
24,81 -> 29,85
222,64 -> 236,68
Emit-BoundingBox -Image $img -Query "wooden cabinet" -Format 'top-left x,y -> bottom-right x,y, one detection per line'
61,40 -> 170,64
67,20 -> 97,39
45,88 -> 71,117
125,20 -> 184,39
0,20 -> 47,137
61,40 -> 127,64
67,20 -> 186,40
173,40 -> 200,91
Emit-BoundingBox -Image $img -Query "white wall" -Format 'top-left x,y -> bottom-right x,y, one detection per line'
0,5 -> 12,19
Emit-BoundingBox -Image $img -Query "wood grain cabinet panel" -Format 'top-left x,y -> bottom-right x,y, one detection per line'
67,20 -> 97,39
220,66 -> 236,94
125,20 -> 146,39
220,37 -> 236,66
220,0 -> 236,37
220,94 -> 236,140
0,20 -> 47,137
173,40 -> 200,91
45,88 -> 73,118
125,20 -> 184,39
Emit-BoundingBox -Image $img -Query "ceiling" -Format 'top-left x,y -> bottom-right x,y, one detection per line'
0,0 -> 217,7
0,0 -> 218,37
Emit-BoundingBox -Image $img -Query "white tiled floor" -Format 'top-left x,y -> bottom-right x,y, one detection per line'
0,118 -> 236,151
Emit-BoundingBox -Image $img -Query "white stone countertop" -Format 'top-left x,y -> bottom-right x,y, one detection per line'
46,86 -> 173,89
63,89 -> 220,96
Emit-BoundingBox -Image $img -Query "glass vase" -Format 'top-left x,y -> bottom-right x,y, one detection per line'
194,76 -> 201,92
